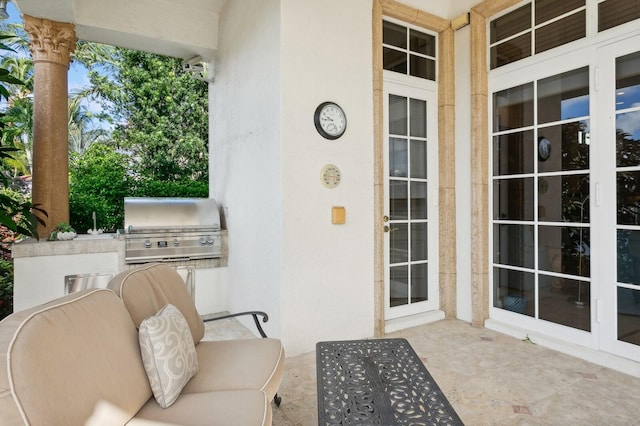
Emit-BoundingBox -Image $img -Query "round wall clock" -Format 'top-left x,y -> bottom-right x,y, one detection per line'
314,102 -> 347,140
320,164 -> 341,189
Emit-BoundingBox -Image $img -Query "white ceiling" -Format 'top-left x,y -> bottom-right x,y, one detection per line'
398,0 -> 483,20
12,0 -> 483,61
13,0 -> 227,61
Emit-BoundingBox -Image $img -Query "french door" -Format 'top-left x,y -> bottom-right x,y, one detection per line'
490,34 -> 640,361
597,35 -> 640,360
383,81 -> 439,320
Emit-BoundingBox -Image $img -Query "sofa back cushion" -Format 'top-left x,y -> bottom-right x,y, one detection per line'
108,263 -> 205,344
0,289 -> 152,425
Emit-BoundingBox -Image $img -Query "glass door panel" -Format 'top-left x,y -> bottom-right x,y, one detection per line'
491,65 -> 592,331
615,50 -> 640,349
384,83 -> 438,319
489,21 -> 640,361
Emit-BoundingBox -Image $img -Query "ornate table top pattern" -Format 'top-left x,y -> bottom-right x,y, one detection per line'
316,338 -> 464,426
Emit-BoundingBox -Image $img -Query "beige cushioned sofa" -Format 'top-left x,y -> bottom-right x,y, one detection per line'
0,263 -> 284,425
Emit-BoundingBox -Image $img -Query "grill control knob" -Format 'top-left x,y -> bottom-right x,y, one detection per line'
207,237 -> 215,245
143,240 -> 152,249
173,239 -> 180,246
199,237 -> 206,246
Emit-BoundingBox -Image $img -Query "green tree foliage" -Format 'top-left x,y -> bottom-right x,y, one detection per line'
0,28 -> 43,319
68,144 -> 208,233
0,25 -> 34,175
0,258 -> 13,319
69,144 -> 134,233
0,32 -> 44,238
2,96 -> 32,174
66,46 -> 210,232
137,178 -> 208,198
67,41 -> 117,155
67,95 -> 110,154
86,48 -> 209,182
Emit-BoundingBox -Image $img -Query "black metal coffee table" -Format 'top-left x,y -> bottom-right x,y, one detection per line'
316,338 -> 463,426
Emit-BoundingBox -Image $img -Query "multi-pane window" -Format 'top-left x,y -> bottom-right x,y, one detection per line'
490,0 -> 586,69
388,94 -> 430,307
492,67 -> 592,331
491,0 -> 640,69
383,20 -> 437,81
488,0 -> 640,356
599,0 -> 640,31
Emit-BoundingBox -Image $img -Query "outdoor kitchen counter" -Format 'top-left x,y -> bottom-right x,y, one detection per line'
11,234 -> 124,312
12,231 -> 228,264
11,232 -> 229,314
12,233 -> 122,258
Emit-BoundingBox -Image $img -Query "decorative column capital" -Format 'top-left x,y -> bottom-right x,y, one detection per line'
24,15 -> 77,68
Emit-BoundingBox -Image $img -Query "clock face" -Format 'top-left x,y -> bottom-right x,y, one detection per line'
314,102 -> 347,140
321,164 -> 341,188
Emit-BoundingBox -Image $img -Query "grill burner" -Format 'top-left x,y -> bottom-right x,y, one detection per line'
122,198 -> 222,264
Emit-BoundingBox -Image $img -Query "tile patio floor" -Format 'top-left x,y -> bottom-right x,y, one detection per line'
204,318 -> 640,426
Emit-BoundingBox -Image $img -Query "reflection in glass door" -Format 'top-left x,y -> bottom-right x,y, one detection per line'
615,50 -> 640,348
491,36 -> 640,360
492,66 -> 592,332
384,83 -> 438,319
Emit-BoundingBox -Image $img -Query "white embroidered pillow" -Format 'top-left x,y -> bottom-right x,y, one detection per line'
139,304 -> 199,408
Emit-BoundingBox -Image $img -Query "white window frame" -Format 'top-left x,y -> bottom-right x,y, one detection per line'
488,4 -> 640,354
382,17 -> 439,84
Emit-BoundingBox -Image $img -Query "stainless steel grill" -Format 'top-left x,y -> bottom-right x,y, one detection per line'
122,197 -> 222,264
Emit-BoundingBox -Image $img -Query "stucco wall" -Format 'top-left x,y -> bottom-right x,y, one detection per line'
455,24 -> 473,323
212,0 -> 375,355
210,0 -> 283,338
279,0 -> 375,354
210,0 -> 477,355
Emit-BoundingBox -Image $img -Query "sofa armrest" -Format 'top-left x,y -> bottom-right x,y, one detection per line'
203,311 -> 269,338
200,311 -> 283,407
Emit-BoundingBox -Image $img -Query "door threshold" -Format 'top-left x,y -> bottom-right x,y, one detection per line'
485,319 -> 640,379
385,310 -> 445,334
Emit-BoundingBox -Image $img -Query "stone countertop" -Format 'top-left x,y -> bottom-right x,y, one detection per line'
12,230 -> 228,262
12,234 -> 123,258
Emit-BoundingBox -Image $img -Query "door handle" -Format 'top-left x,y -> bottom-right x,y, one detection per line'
383,225 -> 390,233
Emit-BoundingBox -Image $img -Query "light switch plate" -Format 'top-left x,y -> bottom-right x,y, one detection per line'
332,206 -> 346,224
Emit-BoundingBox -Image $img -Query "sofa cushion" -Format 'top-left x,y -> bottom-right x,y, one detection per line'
86,401 -> 176,426
139,304 -> 199,408
134,390 -> 272,426
182,338 -> 285,401
109,263 -> 205,344
0,289 -> 152,426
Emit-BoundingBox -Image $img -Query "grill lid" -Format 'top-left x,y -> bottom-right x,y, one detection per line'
124,197 -> 221,233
